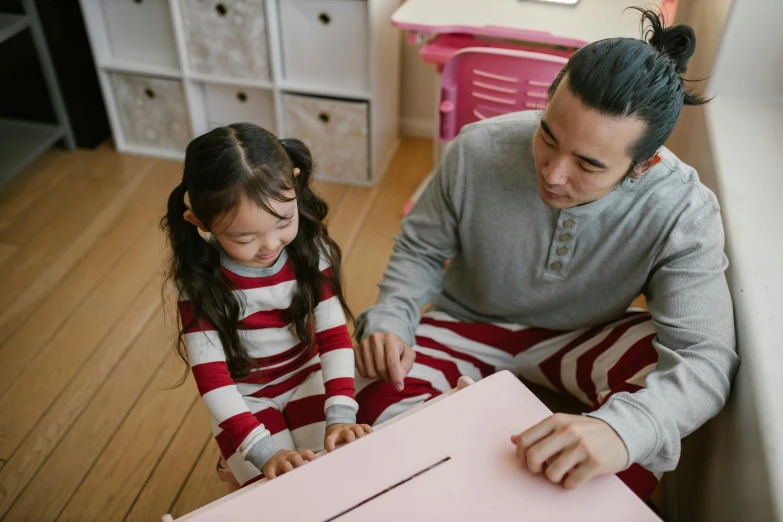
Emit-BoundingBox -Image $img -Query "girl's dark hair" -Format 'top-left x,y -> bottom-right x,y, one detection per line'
548,7 -> 710,165
162,123 -> 353,380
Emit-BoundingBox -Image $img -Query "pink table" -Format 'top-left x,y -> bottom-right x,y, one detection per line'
392,0 -> 678,43
165,371 -> 660,522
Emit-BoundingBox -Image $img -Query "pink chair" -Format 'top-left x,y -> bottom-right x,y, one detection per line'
438,47 -> 568,141
403,47 -> 567,216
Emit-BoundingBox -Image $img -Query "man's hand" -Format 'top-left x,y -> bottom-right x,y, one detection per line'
510,413 -> 629,489
354,333 -> 416,391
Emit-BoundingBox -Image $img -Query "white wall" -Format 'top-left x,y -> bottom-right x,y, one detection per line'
666,1 -> 783,520
399,40 -> 437,138
663,0 -> 735,195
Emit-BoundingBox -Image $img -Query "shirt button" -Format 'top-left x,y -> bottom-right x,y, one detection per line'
564,220 -> 576,229
559,233 -> 571,241
557,247 -> 568,256
551,262 -> 562,270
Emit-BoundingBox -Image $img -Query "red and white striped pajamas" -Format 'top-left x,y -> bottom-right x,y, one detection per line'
180,253 -> 356,486
355,309 -> 661,500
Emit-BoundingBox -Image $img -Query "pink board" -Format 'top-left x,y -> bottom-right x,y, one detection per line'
167,371 -> 660,521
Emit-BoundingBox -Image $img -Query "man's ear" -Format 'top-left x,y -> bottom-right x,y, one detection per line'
183,209 -> 209,233
630,154 -> 662,180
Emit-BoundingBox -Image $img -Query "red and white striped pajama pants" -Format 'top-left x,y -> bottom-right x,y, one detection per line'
355,309 -> 661,500
217,363 -> 329,487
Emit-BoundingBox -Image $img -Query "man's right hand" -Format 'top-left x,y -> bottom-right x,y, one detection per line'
355,333 -> 416,391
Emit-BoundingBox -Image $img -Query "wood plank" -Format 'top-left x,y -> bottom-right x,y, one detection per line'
169,437 -> 228,519
631,294 -> 648,310
0,149 -> 87,242
0,223 -> 167,459
0,282 -> 166,520
79,142 -> 154,187
312,179 -> 348,212
343,138 -> 432,313
0,152 -> 85,246
0,170 -> 92,246
0,164 -> 151,344
56,363 -> 198,521
0,149 -> 153,245
0,159 -> 180,395
0,148 -> 79,229
0,241 -> 18,266
0,158 -> 151,326
125,403 -> 213,522
328,185 -> 380,259
0,176 -> 81,245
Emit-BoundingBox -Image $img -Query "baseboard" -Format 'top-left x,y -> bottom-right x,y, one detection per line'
372,138 -> 400,187
399,116 -> 434,139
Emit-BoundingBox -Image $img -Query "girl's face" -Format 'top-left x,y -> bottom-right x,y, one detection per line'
532,80 -> 648,209
212,192 -> 299,269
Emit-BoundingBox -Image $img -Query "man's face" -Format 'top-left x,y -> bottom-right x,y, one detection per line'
532,79 -> 647,209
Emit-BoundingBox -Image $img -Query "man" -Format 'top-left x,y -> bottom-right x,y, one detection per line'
353,10 -> 737,501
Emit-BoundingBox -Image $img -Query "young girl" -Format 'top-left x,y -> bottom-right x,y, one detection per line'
162,123 -> 371,487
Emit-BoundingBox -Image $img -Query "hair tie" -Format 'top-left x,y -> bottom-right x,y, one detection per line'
179,183 -> 193,209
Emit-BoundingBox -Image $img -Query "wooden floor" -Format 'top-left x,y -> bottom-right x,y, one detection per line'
0,138 -> 433,521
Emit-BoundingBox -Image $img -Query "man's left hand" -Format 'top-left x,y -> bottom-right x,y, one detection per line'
510,413 -> 629,489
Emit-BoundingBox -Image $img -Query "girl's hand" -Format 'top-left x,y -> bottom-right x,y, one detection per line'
262,449 -> 317,480
510,413 -> 629,489
324,423 -> 373,452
